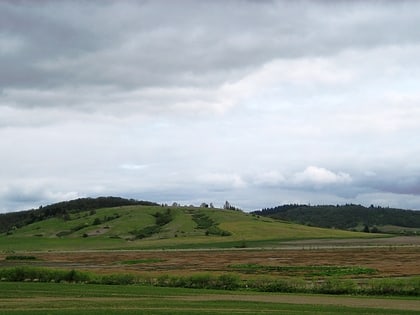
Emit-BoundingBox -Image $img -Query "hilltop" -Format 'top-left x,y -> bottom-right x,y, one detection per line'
0,197 -> 377,251
253,204 -> 420,235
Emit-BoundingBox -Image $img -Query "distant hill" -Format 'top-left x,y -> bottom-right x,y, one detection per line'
252,204 -> 420,234
0,198 -> 376,251
0,196 -> 158,233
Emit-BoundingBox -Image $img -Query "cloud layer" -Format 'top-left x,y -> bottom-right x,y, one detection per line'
2,1 -> 420,212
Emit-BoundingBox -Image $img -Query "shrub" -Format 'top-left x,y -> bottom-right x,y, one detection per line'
154,209 -> 173,226
5,255 -> 36,261
188,274 -> 213,288
216,274 -> 240,290
92,218 -> 102,225
317,277 -> 357,295
101,274 -> 136,285
251,278 -> 297,293
0,267 -> 92,283
365,278 -> 420,296
155,273 -> 240,290
130,209 -> 174,239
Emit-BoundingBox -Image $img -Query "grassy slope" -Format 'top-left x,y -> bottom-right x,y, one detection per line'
1,205 -> 380,251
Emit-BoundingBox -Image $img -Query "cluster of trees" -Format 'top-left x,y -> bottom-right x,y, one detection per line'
171,200 -> 239,211
252,204 -> 420,231
192,212 -> 231,236
129,209 -> 173,240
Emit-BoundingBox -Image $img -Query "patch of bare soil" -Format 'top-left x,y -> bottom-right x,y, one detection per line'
280,236 -> 420,247
2,244 -> 420,278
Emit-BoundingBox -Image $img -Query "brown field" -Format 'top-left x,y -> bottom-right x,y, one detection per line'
2,237 -> 420,279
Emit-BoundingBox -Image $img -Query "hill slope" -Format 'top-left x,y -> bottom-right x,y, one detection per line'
0,199 -> 378,251
0,197 -> 158,234
253,204 -> 420,234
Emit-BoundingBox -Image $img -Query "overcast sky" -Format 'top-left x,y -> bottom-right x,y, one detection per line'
1,0 -> 420,212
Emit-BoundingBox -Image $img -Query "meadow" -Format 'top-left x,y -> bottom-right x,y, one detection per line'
0,205 -> 380,251
1,281 -> 420,314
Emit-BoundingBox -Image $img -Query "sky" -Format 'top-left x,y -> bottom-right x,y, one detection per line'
1,0 -> 420,213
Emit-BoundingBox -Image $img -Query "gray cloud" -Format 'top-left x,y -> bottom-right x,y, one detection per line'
2,1 -> 420,212
3,1 -> 420,92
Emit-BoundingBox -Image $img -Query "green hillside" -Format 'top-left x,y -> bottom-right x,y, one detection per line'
253,204 -> 420,234
0,196 -> 157,234
0,199 -> 380,251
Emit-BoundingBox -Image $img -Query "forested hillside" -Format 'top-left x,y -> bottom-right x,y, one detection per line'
0,197 -> 157,233
253,204 -> 420,233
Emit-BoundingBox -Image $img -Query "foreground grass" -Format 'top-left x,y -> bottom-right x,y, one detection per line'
0,282 -> 419,314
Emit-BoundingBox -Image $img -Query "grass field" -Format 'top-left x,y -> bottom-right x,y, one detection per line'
0,282 -> 419,314
0,205 -> 379,251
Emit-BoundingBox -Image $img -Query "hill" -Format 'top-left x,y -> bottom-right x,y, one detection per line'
0,198 -> 378,251
0,196 -> 158,234
252,204 -> 420,234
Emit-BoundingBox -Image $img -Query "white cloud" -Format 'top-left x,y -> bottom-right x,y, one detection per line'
119,164 -> 149,171
293,166 -> 352,186
252,171 -> 285,187
197,173 -> 247,190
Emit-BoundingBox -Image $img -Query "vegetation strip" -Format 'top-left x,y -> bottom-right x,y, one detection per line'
5,256 -> 37,261
118,258 -> 166,265
1,266 -> 419,296
229,264 -> 377,276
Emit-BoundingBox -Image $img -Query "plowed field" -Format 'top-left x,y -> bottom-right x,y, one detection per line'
2,245 -> 420,278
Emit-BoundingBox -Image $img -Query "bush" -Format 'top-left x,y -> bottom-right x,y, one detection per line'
316,277 -> 357,295
188,274 -> 213,288
365,278 -> 420,296
0,267 -> 92,283
250,278 -> 298,293
5,255 -> 36,261
101,274 -> 136,285
130,209 -> 174,239
216,274 -> 240,290
192,213 -> 231,236
155,273 -> 240,290
92,218 -> 102,225
206,226 -> 232,236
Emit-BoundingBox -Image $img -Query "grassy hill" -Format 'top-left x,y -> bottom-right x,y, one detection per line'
0,198 -> 380,251
253,204 -> 420,235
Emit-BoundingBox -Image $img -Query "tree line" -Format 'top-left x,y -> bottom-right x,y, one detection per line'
252,204 -> 420,231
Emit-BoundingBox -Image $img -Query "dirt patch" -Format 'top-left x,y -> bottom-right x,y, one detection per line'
2,245 -> 420,278
280,236 -> 420,247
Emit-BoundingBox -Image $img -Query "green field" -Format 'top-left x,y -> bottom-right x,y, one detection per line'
1,205 -> 380,251
0,282 -> 419,315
